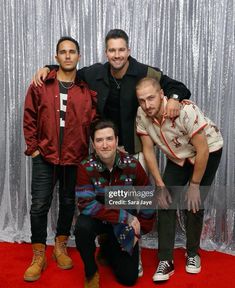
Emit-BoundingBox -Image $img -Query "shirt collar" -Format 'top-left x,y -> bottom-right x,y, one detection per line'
91,151 -> 131,172
45,70 -> 86,87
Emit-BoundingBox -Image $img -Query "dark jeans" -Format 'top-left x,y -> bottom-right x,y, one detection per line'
30,154 -> 76,244
158,149 -> 222,260
74,215 -> 139,286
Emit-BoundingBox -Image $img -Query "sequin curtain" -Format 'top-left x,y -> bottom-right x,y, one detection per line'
0,0 -> 234,254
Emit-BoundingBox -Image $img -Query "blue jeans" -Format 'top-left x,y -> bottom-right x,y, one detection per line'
30,154 -> 76,244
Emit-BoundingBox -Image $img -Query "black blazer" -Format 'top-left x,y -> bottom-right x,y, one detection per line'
48,56 -> 191,154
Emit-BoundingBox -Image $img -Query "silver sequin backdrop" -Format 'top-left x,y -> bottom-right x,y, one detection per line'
0,0 -> 234,254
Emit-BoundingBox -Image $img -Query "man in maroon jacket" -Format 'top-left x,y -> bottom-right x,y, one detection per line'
75,119 -> 155,288
23,36 -> 96,282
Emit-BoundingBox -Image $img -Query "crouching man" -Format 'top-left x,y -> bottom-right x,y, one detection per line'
75,119 -> 155,288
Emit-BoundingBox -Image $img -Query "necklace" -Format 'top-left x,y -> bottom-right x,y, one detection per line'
112,76 -> 121,90
59,80 -> 75,90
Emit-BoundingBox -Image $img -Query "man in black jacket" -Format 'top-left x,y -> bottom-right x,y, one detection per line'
33,29 -> 191,156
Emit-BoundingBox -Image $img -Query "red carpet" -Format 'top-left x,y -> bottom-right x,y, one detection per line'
0,242 -> 234,288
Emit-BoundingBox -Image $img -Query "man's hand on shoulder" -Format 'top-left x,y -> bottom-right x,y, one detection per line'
31,67 -> 50,87
166,98 -> 180,118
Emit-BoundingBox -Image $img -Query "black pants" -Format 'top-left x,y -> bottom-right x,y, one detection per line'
158,149 -> 222,260
74,215 -> 139,286
30,154 -> 76,244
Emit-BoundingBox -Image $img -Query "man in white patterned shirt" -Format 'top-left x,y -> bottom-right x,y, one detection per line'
135,77 -> 223,283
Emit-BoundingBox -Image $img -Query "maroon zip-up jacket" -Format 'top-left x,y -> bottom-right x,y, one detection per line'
23,70 -> 97,165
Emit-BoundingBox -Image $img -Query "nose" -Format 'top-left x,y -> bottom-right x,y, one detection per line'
114,50 -> 120,58
145,100 -> 150,109
65,52 -> 70,58
102,140 -> 108,148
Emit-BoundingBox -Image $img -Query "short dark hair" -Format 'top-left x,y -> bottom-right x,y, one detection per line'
105,29 -> 129,48
90,119 -> 119,141
56,36 -> 80,54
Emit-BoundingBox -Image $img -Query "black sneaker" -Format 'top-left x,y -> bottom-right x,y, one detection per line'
186,254 -> 201,274
152,260 -> 174,281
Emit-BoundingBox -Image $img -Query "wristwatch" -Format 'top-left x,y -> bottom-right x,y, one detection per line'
170,94 -> 180,101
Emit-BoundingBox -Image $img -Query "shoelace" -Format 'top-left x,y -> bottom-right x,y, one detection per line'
187,256 -> 197,266
32,249 -> 44,264
157,261 -> 170,273
58,241 -> 68,255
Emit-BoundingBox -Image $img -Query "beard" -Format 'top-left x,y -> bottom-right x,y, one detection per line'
146,99 -> 163,118
154,99 -> 164,119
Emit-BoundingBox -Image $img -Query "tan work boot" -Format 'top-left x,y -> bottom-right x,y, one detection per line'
24,243 -> 47,282
85,271 -> 99,288
52,235 -> 73,269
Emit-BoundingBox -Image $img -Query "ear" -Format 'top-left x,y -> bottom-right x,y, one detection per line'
55,55 -> 59,64
116,136 -> 119,147
160,89 -> 164,99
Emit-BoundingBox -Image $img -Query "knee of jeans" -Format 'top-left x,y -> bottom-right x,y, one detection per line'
74,219 -> 96,250
30,198 -> 51,215
74,216 -> 94,238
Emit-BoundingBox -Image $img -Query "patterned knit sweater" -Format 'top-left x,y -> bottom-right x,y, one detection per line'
76,151 -> 155,235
